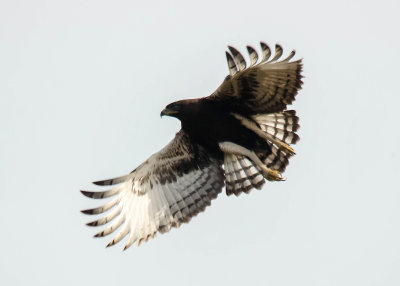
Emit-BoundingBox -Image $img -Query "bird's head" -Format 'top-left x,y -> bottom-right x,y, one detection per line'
161,99 -> 202,123
160,102 -> 182,118
161,99 -> 196,120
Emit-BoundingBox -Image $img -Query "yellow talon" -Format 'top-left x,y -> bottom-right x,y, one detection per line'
279,143 -> 296,155
260,166 -> 284,181
267,170 -> 284,181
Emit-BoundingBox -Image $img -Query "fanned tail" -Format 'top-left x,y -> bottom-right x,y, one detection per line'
252,110 -> 300,172
224,154 -> 265,196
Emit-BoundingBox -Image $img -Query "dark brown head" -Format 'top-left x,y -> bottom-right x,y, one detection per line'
160,99 -> 199,121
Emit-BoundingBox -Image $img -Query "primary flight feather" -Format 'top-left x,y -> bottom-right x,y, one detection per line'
81,42 -> 303,249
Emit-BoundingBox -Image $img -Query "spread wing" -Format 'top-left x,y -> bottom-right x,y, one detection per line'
208,43 -> 303,114
81,130 -> 224,250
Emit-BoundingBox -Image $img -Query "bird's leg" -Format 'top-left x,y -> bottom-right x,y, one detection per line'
219,141 -> 284,181
232,113 -> 295,155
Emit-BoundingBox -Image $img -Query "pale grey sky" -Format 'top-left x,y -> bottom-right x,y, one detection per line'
1,0 -> 399,285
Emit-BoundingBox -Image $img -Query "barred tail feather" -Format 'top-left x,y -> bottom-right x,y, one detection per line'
252,110 -> 300,172
224,154 -> 265,196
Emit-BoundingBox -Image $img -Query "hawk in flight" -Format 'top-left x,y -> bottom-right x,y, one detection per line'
81,42 -> 303,250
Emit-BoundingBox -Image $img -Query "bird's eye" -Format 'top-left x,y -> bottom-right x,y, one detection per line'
171,104 -> 181,111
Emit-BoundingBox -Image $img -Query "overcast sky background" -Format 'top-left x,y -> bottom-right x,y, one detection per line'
1,0 -> 400,285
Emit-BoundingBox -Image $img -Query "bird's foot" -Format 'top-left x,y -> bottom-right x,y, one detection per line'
278,143 -> 296,156
261,166 -> 285,181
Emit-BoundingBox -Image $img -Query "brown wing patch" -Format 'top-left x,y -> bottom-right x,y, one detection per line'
210,42 -> 303,114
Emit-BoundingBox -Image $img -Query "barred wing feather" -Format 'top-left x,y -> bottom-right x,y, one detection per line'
210,42 -> 303,114
81,130 -> 224,250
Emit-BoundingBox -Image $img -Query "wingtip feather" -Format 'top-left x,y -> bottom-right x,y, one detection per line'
86,221 -> 98,227
81,209 -> 94,215
92,180 -> 109,186
94,232 -> 103,238
80,190 -> 94,198
106,240 -> 116,248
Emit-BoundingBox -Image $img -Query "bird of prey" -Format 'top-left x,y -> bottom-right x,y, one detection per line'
81,42 -> 303,250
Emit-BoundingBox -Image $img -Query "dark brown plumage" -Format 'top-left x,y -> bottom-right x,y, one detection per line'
162,98 -> 271,162
81,42 -> 303,249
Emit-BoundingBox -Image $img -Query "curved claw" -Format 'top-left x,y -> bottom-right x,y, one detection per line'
261,167 -> 284,182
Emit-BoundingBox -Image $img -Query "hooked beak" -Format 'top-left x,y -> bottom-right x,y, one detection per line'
160,108 -> 178,117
